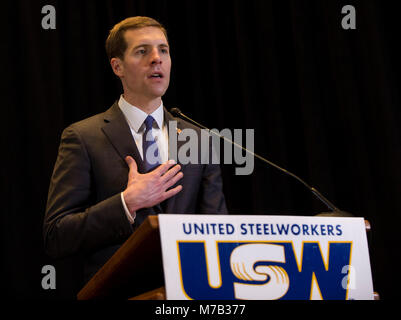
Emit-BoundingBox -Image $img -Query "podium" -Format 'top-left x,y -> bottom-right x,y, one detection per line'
77,214 -> 374,300
77,215 -> 165,300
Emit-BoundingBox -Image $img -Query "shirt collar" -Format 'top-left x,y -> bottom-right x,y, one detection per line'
118,95 -> 164,132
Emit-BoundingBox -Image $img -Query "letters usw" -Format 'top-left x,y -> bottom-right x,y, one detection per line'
178,241 -> 352,300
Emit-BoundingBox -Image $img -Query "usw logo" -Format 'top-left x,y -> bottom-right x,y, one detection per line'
177,241 -> 352,300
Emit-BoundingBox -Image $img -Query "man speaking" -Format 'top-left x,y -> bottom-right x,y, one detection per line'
43,16 -> 227,284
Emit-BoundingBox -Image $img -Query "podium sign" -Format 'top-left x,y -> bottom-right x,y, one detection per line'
159,214 -> 374,300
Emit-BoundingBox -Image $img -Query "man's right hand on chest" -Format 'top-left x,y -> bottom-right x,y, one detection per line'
122,156 -> 183,215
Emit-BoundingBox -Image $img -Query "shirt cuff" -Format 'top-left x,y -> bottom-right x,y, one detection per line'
121,192 -> 136,224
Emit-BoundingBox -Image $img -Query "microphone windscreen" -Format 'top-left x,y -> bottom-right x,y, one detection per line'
170,108 -> 182,116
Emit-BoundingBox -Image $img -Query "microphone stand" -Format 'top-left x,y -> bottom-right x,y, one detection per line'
170,108 -> 353,217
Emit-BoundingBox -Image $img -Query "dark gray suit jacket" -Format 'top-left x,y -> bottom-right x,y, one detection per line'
43,101 -> 227,282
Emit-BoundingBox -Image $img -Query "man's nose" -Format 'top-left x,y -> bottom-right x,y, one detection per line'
150,48 -> 162,65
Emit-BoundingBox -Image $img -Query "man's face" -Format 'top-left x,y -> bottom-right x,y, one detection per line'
112,26 -> 171,103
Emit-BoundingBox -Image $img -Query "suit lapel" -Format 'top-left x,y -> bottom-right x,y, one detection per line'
163,108 -> 188,213
101,102 -> 145,172
164,108 -> 187,164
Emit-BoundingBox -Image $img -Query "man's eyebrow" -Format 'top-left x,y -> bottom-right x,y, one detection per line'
132,43 -> 169,50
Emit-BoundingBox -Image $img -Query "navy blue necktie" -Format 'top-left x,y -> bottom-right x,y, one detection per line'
133,116 -> 164,230
142,115 -> 160,173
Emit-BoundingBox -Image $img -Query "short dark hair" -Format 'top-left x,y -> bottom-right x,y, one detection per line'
105,16 -> 168,61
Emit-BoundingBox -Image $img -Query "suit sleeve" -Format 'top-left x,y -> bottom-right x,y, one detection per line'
43,125 -> 133,259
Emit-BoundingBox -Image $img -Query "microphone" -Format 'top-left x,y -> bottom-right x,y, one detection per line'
170,107 -> 352,216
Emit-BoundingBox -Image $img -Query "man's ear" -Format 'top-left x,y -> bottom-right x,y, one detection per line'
110,57 -> 124,77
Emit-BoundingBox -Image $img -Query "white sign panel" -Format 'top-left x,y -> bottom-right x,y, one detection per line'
158,214 -> 374,300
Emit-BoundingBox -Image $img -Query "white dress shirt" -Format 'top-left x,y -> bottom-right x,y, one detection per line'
118,95 -> 169,224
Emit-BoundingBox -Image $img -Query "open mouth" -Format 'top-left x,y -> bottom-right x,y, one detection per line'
149,72 -> 163,79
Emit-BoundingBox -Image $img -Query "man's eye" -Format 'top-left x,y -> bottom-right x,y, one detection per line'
137,49 -> 146,55
161,48 -> 169,54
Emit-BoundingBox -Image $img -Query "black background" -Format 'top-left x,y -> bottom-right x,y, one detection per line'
2,0 -> 400,300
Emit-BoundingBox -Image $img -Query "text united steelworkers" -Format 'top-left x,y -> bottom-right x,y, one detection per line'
182,223 -> 343,237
